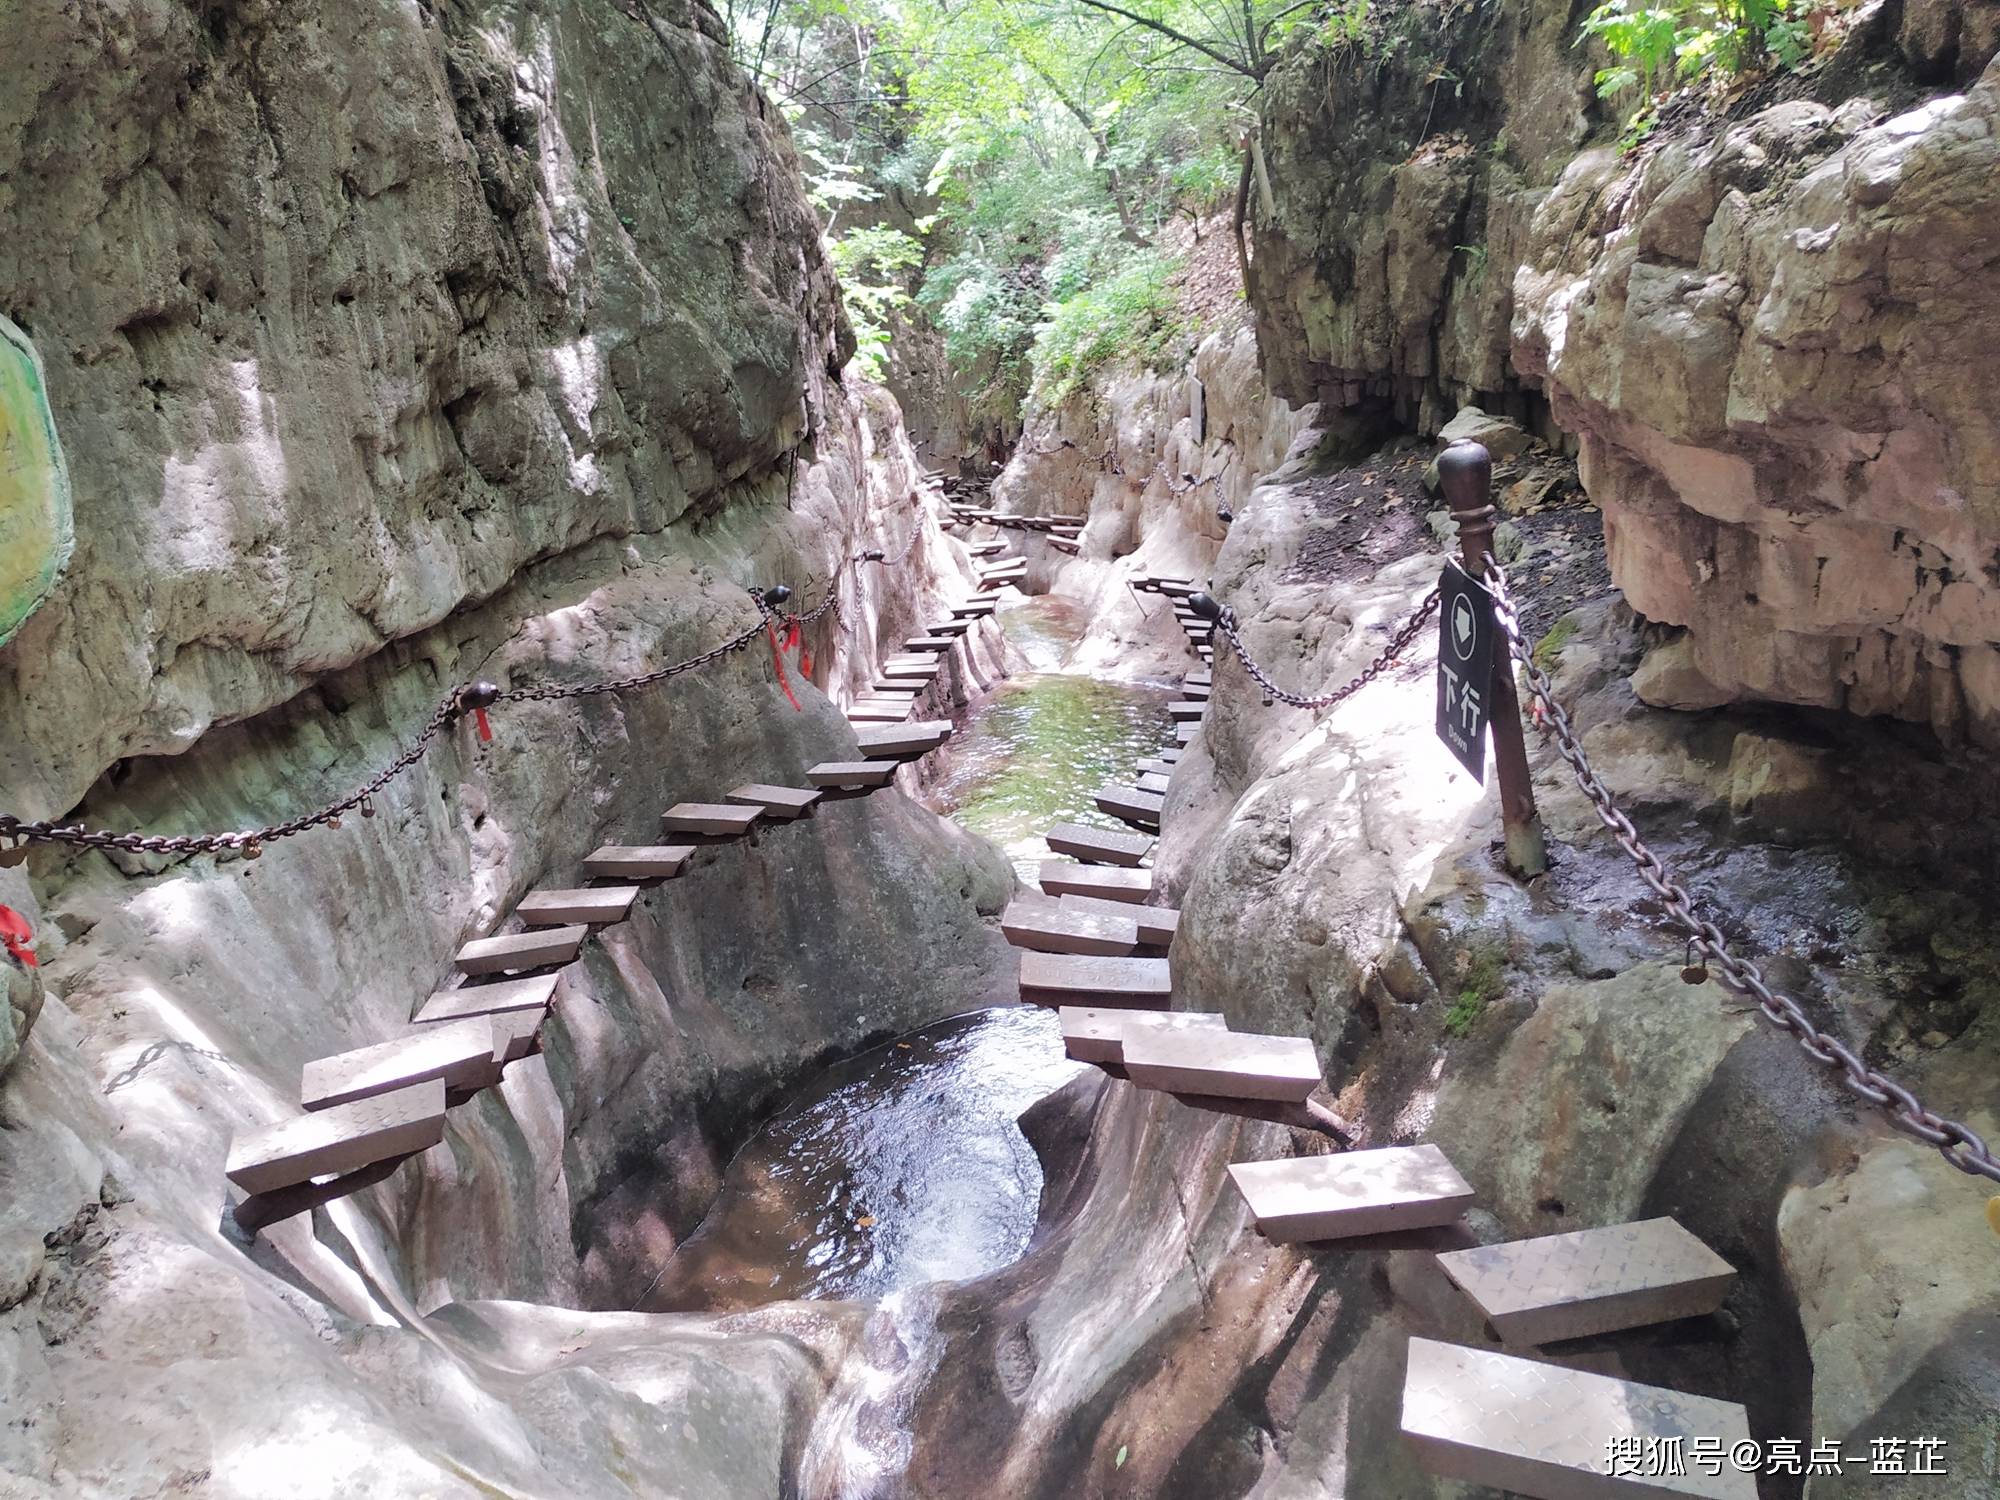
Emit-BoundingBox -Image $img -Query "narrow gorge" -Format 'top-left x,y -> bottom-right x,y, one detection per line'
1,2 -> 1995,1498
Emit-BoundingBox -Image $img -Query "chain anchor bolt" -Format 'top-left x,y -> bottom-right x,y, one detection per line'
761,584 -> 793,609
1185,592 -> 1226,625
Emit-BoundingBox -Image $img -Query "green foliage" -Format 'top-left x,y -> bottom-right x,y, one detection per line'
1579,0 -> 1828,144
1320,0 -> 1373,46
1168,145 -> 1241,214
1531,616 -> 1578,673
1443,942 -> 1507,1037
1031,252 -> 1189,406
722,0 -> 1286,408
828,226 -> 923,380
917,251 -> 1040,416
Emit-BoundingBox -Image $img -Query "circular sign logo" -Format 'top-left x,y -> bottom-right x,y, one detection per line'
1450,595 -> 1478,662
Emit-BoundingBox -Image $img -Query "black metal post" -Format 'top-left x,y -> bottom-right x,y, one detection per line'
1437,440 -> 1548,878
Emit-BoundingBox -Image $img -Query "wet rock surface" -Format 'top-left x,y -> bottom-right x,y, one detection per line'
1251,6 -> 2000,749
0,2 -> 1017,1495
886,443 -> 1999,1498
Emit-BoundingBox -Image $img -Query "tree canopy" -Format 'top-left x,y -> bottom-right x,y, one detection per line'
717,0 -> 1332,425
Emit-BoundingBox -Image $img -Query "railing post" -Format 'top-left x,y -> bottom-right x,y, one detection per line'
1437,439 -> 1549,878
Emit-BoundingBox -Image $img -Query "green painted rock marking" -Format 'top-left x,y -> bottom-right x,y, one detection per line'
0,314 -> 73,647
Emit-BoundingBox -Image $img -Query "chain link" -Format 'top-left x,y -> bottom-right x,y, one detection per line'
861,517 -> 926,567
1484,560 -> 1999,1187
0,578 -> 842,861
1212,589 -> 1441,710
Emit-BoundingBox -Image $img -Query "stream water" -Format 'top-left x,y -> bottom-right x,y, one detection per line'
637,595 -> 1174,1315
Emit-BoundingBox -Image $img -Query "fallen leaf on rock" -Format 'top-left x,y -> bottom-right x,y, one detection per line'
857,1214 -> 876,1228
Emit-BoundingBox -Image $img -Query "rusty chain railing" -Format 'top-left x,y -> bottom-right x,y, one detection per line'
1485,559 -> 1999,1187
0,578 -> 841,865
858,513 -> 927,567
1193,588 -> 1441,710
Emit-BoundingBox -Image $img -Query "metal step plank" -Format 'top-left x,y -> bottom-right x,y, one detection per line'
1434,1219 -> 1736,1346
1000,898 -> 1139,957
1044,822 -> 1153,867
1060,1006 -> 1224,1065
1401,1338 -> 1757,1500
1124,1028 -> 1320,1102
1038,860 -> 1154,903
1019,951 -> 1172,1008
226,1079 -> 447,1196
1229,1145 -> 1474,1242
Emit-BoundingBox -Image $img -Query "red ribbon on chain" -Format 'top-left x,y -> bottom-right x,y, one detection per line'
473,708 -> 494,742
782,618 -> 814,678
0,905 -> 38,969
766,619 -> 803,711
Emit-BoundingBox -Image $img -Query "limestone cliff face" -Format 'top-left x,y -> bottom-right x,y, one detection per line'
992,321 -> 1315,676
1251,10 -> 2000,747
0,0 -> 850,819
0,4 -> 1017,1495
896,438 -> 1999,1498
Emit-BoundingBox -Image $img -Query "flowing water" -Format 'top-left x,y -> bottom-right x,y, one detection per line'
637,594 -> 1173,1317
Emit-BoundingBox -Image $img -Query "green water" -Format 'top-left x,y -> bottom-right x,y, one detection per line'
930,598 -> 1175,881
633,594 -> 1171,1323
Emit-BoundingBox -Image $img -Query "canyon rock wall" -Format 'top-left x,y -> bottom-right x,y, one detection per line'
0,3 -> 1014,1496
903,440 -> 1999,1498
1251,8 -> 2000,748
993,322 -> 1315,676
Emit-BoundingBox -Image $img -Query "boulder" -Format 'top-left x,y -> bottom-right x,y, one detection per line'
1631,635 -> 1735,711
1436,405 -> 1534,462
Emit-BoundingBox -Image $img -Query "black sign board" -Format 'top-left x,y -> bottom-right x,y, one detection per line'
1436,561 -> 1495,782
